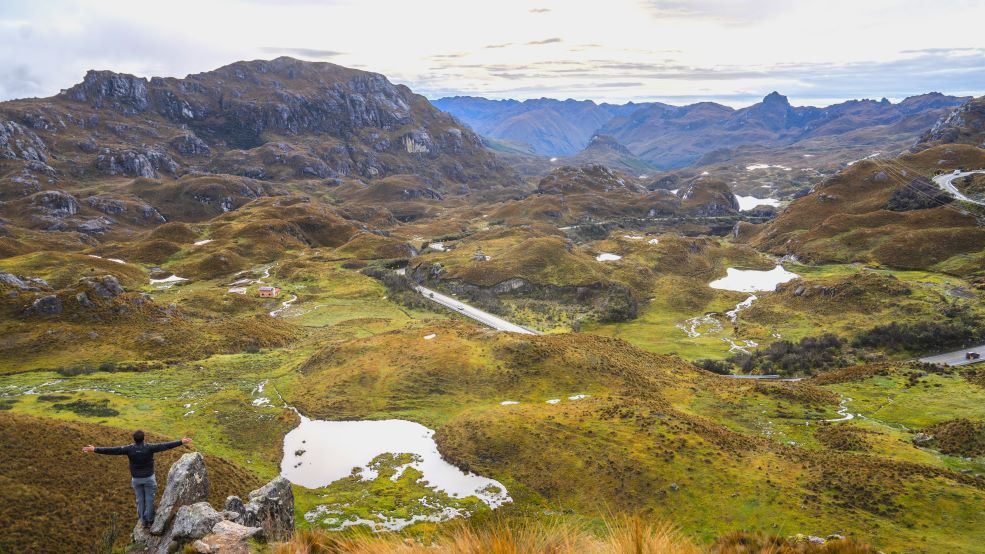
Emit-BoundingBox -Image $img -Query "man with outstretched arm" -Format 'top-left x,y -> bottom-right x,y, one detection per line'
82,430 -> 192,526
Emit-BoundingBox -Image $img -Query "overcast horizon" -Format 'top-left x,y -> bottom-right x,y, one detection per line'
3,0 -> 985,108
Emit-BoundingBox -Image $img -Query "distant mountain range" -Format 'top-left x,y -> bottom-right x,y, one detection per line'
433,93 -> 969,169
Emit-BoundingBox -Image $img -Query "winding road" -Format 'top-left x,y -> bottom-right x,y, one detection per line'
932,170 -> 985,206
918,343 -> 985,367
413,284 -> 540,335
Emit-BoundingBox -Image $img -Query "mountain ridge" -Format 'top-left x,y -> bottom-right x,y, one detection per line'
1,57 -> 520,191
433,92 -> 968,169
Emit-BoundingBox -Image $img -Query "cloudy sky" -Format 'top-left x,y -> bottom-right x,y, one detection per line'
2,0 -> 985,107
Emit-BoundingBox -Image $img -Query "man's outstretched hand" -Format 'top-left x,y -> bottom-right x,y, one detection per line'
181,437 -> 192,445
82,445 -> 95,453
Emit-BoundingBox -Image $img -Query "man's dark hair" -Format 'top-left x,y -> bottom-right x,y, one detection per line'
133,430 -> 145,443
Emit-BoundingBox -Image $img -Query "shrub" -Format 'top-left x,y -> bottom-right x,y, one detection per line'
696,359 -> 733,375
52,399 -> 120,418
852,315 -> 984,354
729,333 -> 847,377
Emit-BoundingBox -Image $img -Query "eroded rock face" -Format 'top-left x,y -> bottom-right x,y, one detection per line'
62,70 -> 150,113
30,190 -> 79,217
150,452 -> 209,534
95,147 -> 179,178
234,476 -> 294,541
0,121 -> 49,162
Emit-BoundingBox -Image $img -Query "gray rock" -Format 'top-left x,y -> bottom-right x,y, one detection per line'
77,217 -> 114,235
86,195 -> 127,215
0,120 -> 49,162
80,275 -> 125,299
912,432 -> 935,446
30,190 -> 79,217
150,452 -> 209,534
224,496 -> 246,514
75,292 -> 94,308
170,133 -> 211,156
210,520 -> 261,541
139,204 -> 167,223
60,70 -> 150,113
235,477 -> 294,541
0,273 -> 27,289
170,502 -> 224,541
26,295 -> 62,316
194,521 -> 262,554
95,146 -> 178,178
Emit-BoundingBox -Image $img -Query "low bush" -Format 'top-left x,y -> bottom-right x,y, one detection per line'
728,333 -> 848,377
51,399 -> 120,418
851,314 -> 985,354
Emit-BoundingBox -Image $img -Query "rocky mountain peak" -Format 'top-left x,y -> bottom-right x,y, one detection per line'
3,58 -> 520,190
60,70 -> 150,113
762,91 -> 790,106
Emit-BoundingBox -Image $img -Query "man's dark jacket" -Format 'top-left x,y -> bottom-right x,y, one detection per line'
94,440 -> 183,478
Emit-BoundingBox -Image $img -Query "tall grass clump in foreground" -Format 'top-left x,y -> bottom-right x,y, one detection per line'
273,517 -> 876,554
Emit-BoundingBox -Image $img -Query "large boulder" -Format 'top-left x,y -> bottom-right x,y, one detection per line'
150,452 -> 209,534
192,521 -> 262,554
24,294 -> 62,316
234,476 -> 294,541
169,502 -> 224,542
30,190 -> 79,217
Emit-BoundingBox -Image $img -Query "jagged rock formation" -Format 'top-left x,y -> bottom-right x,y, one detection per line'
149,452 -> 210,534
0,57 -> 518,191
913,95 -> 985,150
224,477 -> 295,541
132,452 -> 293,554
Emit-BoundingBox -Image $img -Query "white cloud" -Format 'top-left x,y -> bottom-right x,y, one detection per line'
0,0 -> 983,105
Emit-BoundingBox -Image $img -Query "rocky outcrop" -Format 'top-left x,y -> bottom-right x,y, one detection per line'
150,452 -> 210,534
30,190 -> 79,217
229,477 -> 294,541
914,96 -> 985,149
0,272 -> 50,291
78,275 -> 125,300
133,453 -> 293,554
26,57 -> 518,189
680,179 -> 740,216
192,521 -> 263,554
0,120 -> 49,162
23,294 -> 62,316
60,70 -> 150,114
95,147 -> 179,178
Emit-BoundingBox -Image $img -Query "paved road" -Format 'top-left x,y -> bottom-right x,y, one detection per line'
932,170 -> 985,206
414,284 -> 539,335
918,344 -> 985,367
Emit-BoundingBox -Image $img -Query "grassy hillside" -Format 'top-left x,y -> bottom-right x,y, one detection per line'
742,145 -> 985,281
0,413 -> 262,553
